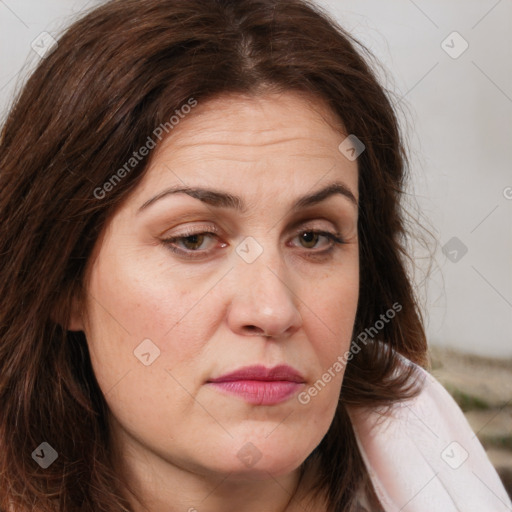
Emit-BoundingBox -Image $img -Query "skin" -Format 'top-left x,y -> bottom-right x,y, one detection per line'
70,91 -> 360,512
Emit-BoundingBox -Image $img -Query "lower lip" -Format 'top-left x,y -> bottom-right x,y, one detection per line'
208,380 -> 303,405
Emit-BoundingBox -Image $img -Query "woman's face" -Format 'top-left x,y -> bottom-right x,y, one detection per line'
74,91 -> 359,482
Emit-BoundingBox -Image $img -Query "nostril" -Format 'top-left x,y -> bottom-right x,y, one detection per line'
245,325 -> 263,335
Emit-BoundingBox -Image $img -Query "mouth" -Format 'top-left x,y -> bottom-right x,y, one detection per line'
206,364 -> 305,405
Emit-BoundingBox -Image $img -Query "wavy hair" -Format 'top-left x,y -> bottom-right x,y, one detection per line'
0,0 -> 428,510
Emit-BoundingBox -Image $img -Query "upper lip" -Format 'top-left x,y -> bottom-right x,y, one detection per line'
208,364 -> 305,383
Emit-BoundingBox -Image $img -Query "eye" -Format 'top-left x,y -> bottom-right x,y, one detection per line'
161,227 -> 226,259
175,233 -> 208,251
291,229 -> 346,251
161,226 -> 347,261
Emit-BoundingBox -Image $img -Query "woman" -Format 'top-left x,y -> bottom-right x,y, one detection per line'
0,0 -> 509,510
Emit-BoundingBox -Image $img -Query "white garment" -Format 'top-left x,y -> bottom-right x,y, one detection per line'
347,360 -> 512,511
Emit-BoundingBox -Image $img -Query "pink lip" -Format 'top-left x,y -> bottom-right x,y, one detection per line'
207,365 -> 305,405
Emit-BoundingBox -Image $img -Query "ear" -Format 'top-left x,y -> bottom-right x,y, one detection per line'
51,285 -> 86,332
67,294 -> 85,332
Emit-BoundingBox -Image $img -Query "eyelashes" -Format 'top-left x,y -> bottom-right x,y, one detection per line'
161,228 -> 346,261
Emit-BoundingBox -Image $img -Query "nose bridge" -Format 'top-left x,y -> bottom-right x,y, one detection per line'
227,235 -> 302,338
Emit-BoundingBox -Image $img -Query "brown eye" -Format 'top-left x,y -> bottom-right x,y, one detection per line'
161,228 -> 226,260
299,231 -> 320,249
181,234 -> 206,250
291,229 -> 346,255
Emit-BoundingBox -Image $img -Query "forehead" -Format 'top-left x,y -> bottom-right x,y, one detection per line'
126,91 -> 358,208
167,91 -> 345,150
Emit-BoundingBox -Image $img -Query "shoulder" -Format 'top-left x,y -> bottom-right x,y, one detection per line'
346,354 -> 512,511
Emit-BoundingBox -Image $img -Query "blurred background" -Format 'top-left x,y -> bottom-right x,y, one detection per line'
1,0 -> 511,497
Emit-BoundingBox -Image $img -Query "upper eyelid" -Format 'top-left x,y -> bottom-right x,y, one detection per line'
165,225 -> 339,240
164,227 -> 342,248
164,215 -> 344,235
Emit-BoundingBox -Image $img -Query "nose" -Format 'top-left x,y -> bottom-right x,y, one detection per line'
226,245 -> 302,339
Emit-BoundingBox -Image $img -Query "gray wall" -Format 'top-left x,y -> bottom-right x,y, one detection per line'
1,0 -> 511,357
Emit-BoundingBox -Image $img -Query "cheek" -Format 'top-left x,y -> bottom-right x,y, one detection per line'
309,266 -> 359,356
302,266 -> 359,404
82,248 -> 218,396
82,254 -> 216,442
87,243 -> 211,336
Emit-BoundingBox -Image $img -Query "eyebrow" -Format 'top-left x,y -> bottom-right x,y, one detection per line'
137,181 -> 358,214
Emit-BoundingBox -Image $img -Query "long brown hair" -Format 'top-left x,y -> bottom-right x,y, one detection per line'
0,0 -> 428,510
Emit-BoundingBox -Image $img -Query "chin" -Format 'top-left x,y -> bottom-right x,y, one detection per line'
217,442 -> 312,481
226,461 -> 304,482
